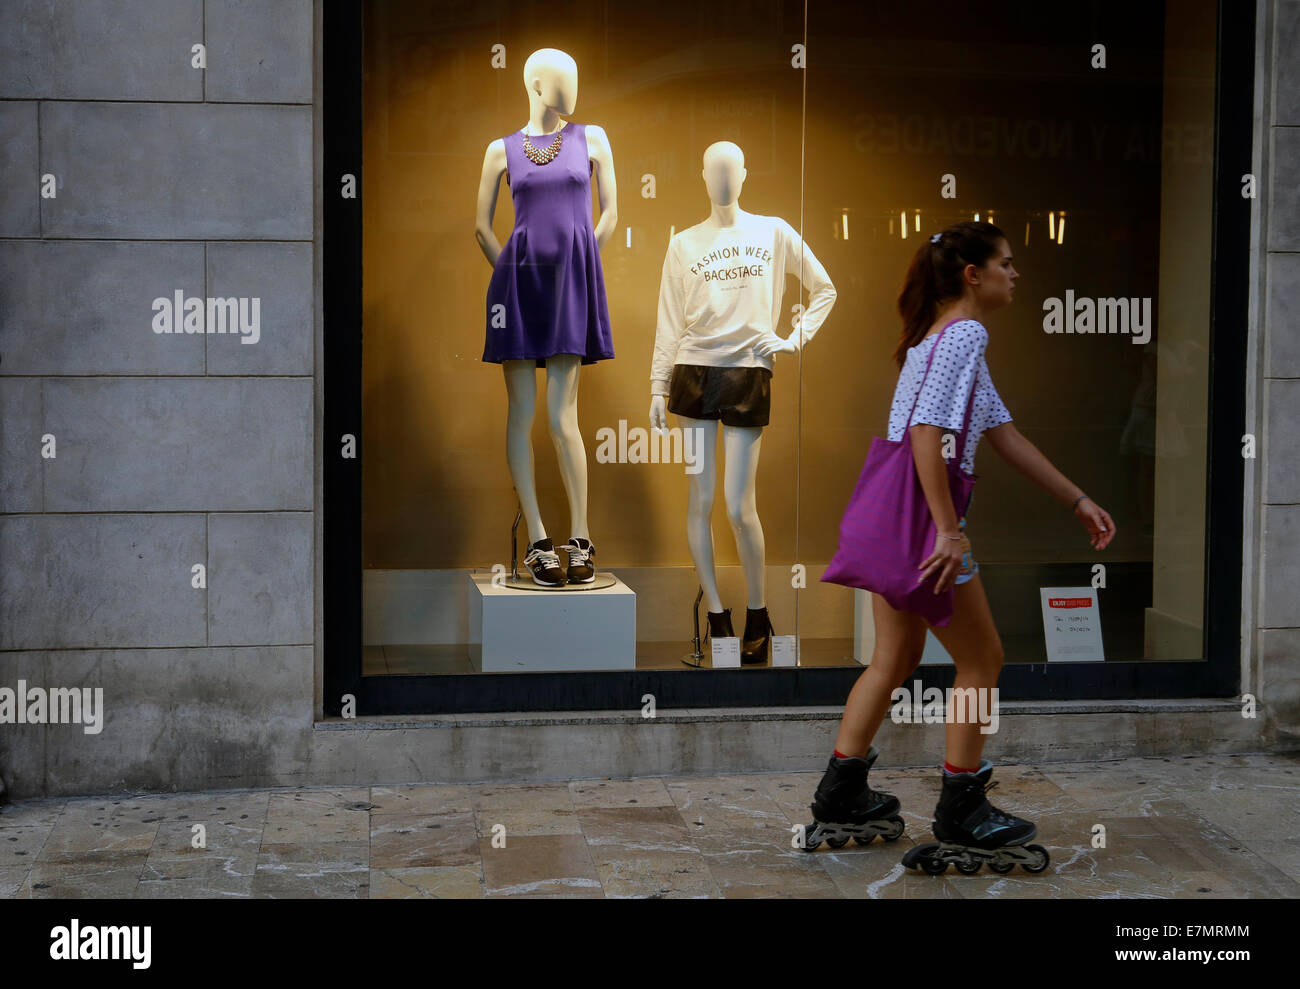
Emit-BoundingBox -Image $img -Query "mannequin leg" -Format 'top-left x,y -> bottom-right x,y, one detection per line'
678,415 -> 723,614
722,424 -> 765,609
545,355 -> 588,540
502,360 -> 545,544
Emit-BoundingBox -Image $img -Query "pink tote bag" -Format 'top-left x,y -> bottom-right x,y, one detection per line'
821,319 -> 979,628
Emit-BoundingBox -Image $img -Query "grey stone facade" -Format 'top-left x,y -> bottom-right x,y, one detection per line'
1257,0 -> 1300,742
0,0 -> 316,796
0,1 -> 1296,798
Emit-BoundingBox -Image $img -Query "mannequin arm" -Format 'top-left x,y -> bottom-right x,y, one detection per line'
474,139 -> 508,266
788,240 -> 836,350
587,124 -> 619,250
650,394 -> 668,433
756,221 -> 836,356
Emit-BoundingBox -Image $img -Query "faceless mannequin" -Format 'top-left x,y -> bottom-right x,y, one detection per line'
474,48 -> 618,575
650,142 -> 836,620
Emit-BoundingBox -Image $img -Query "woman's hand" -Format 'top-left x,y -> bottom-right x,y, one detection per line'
917,531 -> 969,593
1075,498 -> 1116,550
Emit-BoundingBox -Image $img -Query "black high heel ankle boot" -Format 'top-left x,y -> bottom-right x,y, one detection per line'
705,608 -> 734,641
741,606 -> 774,665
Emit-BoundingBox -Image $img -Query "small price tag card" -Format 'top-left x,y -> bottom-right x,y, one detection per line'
771,636 -> 798,667
1040,587 -> 1105,662
711,637 -> 741,667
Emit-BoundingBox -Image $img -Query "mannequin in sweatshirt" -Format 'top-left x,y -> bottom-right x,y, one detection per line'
649,141 -> 836,663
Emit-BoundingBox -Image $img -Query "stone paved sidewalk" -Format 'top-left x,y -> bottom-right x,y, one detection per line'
1,753 -> 1297,898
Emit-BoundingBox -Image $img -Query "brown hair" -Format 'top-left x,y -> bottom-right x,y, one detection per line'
893,221 -> 1007,368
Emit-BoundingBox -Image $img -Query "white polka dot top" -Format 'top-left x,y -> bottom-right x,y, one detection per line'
887,319 -> 1013,475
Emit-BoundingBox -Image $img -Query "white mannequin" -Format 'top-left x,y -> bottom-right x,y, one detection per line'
473,48 -> 618,550
649,142 -> 831,616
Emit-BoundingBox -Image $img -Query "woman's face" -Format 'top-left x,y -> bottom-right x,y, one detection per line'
977,238 -> 1018,309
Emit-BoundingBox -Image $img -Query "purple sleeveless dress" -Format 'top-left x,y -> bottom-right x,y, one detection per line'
484,122 -> 615,366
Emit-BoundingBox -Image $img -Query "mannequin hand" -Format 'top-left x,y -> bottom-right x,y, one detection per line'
1075,498 -> 1116,550
917,532 -> 968,594
650,394 -> 667,433
753,333 -> 798,358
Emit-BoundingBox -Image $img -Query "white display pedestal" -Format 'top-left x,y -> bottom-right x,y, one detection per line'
467,573 -> 636,672
852,588 -> 952,665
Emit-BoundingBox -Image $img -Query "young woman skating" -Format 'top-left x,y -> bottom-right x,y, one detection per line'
803,222 -> 1116,874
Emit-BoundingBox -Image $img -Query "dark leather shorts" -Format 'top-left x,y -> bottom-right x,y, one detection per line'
667,364 -> 772,427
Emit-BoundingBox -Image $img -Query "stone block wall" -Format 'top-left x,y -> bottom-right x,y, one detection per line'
0,0 -> 318,795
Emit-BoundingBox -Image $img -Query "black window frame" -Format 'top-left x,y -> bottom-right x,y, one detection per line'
324,0 -> 1252,716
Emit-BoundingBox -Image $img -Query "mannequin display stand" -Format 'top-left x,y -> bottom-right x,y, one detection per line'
469,504 -> 634,671
502,575 -> 618,591
681,587 -> 706,667
467,573 -> 634,671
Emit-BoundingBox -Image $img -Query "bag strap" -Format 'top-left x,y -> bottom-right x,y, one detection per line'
907,318 -> 981,468
906,317 -> 964,422
955,360 -> 979,466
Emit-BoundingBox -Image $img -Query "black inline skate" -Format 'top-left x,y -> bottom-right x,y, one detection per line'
799,746 -> 906,850
901,760 -> 1050,874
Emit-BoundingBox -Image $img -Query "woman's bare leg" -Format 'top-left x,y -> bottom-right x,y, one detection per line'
833,592 -> 927,757
927,572 -> 1004,768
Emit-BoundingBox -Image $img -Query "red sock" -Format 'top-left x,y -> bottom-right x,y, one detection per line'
833,749 -> 852,759
944,761 -> 977,774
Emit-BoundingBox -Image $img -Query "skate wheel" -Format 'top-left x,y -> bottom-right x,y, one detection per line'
955,860 -> 982,875
853,834 -> 875,846
988,860 -> 1015,874
920,857 -> 949,875
826,835 -> 851,849
1022,844 -> 1051,874
901,843 -> 936,871
880,816 -> 905,842
799,822 -> 822,852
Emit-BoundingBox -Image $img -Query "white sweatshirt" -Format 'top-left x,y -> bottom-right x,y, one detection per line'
650,211 -> 836,395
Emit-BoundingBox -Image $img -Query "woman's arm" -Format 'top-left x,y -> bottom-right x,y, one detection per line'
910,424 -> 967,591
983,422 -> 1083,505
984,422 -> 1117,549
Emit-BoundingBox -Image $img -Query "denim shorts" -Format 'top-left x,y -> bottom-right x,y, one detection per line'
953,514 -> 979,585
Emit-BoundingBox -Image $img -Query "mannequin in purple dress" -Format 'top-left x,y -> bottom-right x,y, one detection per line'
474,48 -> 617,587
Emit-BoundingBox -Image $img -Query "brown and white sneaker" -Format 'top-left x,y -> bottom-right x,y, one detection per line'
563,536 -> 596,584
524,537 -> 566,587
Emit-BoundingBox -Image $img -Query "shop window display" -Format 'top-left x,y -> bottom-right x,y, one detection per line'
357,0 -> 1219,680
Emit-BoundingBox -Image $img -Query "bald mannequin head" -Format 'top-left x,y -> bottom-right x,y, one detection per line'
522,49 -> 578,114
701,141 -> 747,206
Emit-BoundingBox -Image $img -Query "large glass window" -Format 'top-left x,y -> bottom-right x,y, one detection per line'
334,0 -> 1236,707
